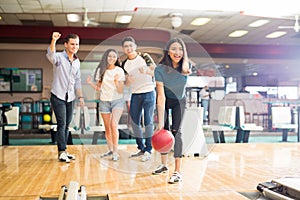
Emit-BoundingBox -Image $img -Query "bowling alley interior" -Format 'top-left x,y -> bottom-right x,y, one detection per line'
1,1 -> 300,200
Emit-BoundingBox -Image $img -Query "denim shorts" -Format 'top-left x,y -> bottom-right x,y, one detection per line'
99,98 -> 125,113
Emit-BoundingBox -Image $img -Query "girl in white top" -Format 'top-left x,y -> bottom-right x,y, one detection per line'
87,49 -> 125,161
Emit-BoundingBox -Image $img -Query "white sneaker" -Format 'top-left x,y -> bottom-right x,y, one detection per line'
58,151 -> 70,163
141,151 -> 151,162
168,172 -> 182,184
66,152 -> 76,160
112,153 -> 120,161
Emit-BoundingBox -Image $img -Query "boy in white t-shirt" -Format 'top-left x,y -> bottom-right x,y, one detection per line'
121,36 -> 156,162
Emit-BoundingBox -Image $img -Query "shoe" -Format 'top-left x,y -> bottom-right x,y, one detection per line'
152,164 -> 168,175
130,150 -> 144,157
66,152 -> 75,160
100,151 -> 113,158
141,151 -> 151,162
112,153 -> 120,161
58,151 -> 70,163
168,172 -> 182,184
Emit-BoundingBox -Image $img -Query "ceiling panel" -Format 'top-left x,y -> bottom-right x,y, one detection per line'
0,0 -> 299,45
0,0 -> 300,83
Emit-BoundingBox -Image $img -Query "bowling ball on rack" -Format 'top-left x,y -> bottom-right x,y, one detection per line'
43,105 -> 51,112
43,114 -> 51,122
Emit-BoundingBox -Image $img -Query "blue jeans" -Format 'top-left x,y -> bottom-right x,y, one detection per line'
50,93 -> 74,152
202,99 -> 209,121
130,91 -> 155,153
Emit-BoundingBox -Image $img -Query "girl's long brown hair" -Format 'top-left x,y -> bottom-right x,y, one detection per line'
93,49 -> 121,82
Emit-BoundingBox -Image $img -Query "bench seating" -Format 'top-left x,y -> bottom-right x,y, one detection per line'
204,106 -> 262,143
271,107 -> 298,142
238,106 -> 263,131
3,106 -> 20,145
237,106 -> 263,142
206,106 -> 236,143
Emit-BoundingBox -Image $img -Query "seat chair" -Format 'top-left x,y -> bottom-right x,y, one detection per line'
233,99 -> 251,123
4,106 -> 20,145
252,100 -> 268,129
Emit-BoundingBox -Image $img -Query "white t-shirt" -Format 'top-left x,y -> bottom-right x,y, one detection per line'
200,88 -> 210,100
124,55 -> 155,94
96,67 -> 125,101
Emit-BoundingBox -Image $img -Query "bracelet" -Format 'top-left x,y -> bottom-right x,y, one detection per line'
78,97 -> 84,99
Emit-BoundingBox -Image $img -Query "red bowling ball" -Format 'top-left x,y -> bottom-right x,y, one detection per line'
152,129 -> 175,153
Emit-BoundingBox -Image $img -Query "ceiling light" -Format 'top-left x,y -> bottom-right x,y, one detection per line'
228,30 -> 248,37
265,31 -> 287,38
191,17 -> 211,26
169,13 -> 183,28
115,15 -> 132,24
248,19 -> 269,27
252,72 -> 258,76
171,16 -> 182,28
67,14 -> 81,22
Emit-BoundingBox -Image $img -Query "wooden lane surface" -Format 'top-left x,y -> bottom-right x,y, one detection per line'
0,197 -> 39,200
108,191 -> 250,200
1,143 -> 300,199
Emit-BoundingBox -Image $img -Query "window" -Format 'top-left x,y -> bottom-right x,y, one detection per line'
0,68 -> 43,93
